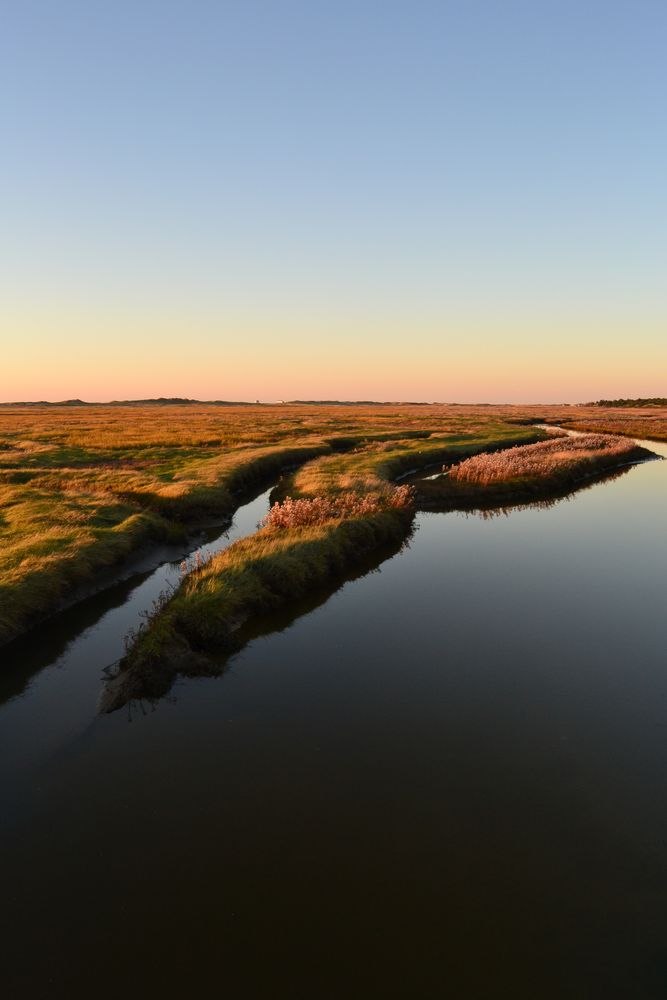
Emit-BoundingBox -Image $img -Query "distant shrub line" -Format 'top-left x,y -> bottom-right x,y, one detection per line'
590,398 -> 667,408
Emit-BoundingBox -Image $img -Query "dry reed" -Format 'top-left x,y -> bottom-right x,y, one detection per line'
449,434 -> 637,486
261,485 -> 414,530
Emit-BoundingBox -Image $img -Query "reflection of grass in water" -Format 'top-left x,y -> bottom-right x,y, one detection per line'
4,399 -> 663,708
114,526 -> 415,720
106,421 -> 549,709
436,460 -> 646,520
102,509 -> 414,711
0,565 -> 159,708
108,448 -> 644,712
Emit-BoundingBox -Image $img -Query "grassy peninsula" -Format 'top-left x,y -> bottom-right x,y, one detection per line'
99,417 -> 546,709
417,433 -> 655,507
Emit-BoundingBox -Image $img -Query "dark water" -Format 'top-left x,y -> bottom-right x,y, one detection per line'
2,438 -> 666,998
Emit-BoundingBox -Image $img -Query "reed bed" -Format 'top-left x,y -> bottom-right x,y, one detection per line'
261,486 -> 414,530
449,434 -> 638,486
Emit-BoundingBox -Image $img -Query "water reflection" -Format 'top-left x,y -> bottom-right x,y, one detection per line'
460,462 -> 640,518
114,527 -> 414,720
0,487 -> 275,709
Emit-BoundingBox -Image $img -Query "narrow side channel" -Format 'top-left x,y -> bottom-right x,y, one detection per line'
0,485 -> 276,721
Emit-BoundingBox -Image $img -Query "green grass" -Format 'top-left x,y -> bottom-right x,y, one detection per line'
0,442 -> 331,645
101,510 -> 409,710
290,425 -> 545,498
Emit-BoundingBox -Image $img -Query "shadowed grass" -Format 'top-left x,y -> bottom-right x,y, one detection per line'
100,510 -> 410,710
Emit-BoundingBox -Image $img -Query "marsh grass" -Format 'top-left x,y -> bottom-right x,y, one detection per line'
107,420 -> 550,707
260,485 -> 414,530
416,432 -> 656,510
567,415 -> 667,442
100,508 -> 412,710
449,433 -> 639,486
0,404 -> 548,645
289,425 -> 545,499
4,402 -> 663,656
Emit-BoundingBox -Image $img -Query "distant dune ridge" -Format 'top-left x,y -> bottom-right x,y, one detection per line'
1,395 -> 664,408
0,397 -> 249,407
0,398 -> 433,407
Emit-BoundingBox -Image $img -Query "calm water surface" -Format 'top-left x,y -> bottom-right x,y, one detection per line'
1,438 -> 666,998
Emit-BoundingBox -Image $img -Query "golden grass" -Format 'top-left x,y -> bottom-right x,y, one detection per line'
449,433 -> 639,486
290,424 -> 544,498
101,509 -> 411,710
261,486 -> 414,529
104,415 -> 549,706
1,403 -> 546,645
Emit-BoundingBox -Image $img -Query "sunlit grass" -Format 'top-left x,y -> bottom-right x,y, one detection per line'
449,434 -> 639,486
105,417 -> 548,707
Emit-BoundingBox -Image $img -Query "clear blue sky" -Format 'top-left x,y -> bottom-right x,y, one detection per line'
1,0 -> 665,401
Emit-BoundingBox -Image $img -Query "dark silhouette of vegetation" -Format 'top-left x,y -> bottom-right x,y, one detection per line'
589,397 -> 667,407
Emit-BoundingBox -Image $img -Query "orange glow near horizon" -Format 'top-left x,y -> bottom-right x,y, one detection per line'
3,306 -> 665,404
3,3 -> 665,408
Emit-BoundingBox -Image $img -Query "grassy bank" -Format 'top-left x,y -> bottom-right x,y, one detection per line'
105,423 -> 547,708
100,506 -> 411,711
289,425 -> 546,499
417,434 -> 655,508
0,442 -> 335,646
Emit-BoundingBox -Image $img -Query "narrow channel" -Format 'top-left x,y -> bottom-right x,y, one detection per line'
0,485 -> 275,777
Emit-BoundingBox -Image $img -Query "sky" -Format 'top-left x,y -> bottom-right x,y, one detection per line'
1,0 -> 665,403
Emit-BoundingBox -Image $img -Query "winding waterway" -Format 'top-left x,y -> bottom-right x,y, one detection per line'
2,434 -> 666,998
